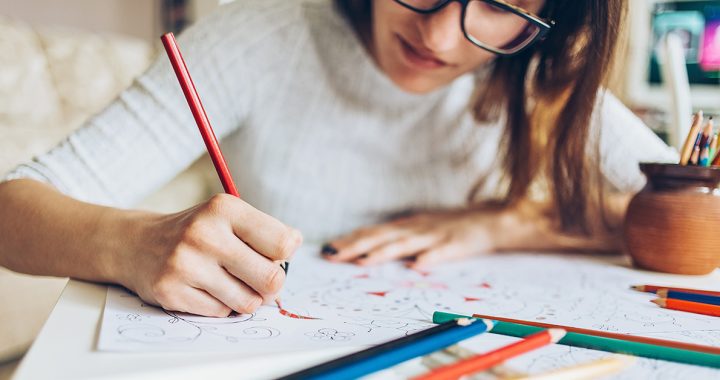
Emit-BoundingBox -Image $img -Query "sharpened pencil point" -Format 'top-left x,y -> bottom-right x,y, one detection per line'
548,328 -> 567,343
651,298 -> 666,307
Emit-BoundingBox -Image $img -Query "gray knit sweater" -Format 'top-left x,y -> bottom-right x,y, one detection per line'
2,0 -> 677,242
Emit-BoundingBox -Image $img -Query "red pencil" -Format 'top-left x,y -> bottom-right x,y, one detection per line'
412,329 -> 566,380
632,285 -> 720,297
160,32 -> 240,197
653,298 -> 720,317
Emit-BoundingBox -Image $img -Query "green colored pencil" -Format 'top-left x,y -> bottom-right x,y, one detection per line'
433,312 -> 720,369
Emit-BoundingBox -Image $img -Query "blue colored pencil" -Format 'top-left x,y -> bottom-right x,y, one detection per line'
278,318 -> 494,380
659,289 -> 720,306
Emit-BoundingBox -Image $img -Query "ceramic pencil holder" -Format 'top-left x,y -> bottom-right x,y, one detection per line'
624,163 -> 720,275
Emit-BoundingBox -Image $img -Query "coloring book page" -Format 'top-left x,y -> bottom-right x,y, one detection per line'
98,245 -> 720,378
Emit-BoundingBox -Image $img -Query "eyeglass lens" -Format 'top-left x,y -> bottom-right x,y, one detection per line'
400,0 -> 541,54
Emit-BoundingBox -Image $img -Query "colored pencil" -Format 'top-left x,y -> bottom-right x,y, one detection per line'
657,289 -> 720,306
435,311 -> 720,355
713,142 -> 720,166
680,111 -> 703,165
653,298 -> 720,317
433,312 -> 720,368
161,33 -> 240,197
278,318 -> 494,380
508,355 -> 636,380
412,329 -> 565,380
709,134 -> 718,163
699,117 -> 714,166
632,284 -> 720,297
161,33 -> 289,277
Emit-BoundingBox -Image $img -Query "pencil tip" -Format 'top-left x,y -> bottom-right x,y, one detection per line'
630,285 -> 643,291
548,328 -> 567,342
656,289 -> 668,297
651,298 -> 666,307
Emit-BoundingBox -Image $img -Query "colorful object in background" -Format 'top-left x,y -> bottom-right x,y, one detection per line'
650,1 -> 720,85
679,112 -> 719,166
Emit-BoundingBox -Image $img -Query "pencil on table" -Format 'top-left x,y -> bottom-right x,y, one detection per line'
278,318 -> 494,380
657,289 -> 720,306
652,298 -> 720,317
412,329 -> 566,380
679,111 -> 704,165
631,284 -> 720,297
433,311 -> 720,368
508,355 -> 636,380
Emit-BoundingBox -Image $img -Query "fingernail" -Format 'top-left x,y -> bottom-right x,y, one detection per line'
321,243 -> 338,256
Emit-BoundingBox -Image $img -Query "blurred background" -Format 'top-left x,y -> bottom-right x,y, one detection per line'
0,0 -> 718,379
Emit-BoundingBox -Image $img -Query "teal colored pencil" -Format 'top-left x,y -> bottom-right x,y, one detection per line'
433,312 -> 720,369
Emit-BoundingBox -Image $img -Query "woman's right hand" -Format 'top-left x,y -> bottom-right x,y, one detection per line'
116,194 -> 302,317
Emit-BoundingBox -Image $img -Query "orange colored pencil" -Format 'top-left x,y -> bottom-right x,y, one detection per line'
632,285 -> 720,297
412,329 -> 565,380
653,298 -> 720,317
470,313 -> 720,355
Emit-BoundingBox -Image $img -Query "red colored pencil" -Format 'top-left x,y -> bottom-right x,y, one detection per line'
160,32 -> 240,197
653,298 -> 720,317
412,329 -> 565,380
632,285 -> 720,297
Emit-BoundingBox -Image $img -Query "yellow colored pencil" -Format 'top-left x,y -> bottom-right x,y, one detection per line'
680,111 -> 704,165
507,355 -> 636,380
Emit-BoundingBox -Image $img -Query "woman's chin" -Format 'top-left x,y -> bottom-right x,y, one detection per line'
388,73 -> 446,95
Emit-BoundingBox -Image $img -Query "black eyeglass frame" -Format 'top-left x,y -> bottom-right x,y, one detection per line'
393,0 -> 555,56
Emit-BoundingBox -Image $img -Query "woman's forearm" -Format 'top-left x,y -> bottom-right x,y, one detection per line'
0,179 -> 146,284
492,196 -> 632,253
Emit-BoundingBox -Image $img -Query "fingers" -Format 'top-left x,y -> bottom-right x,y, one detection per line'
355,234 -> 441,266
204,194 -> 303,261
411,243 -> 472,270
218,237 -> 286,299
158,285 -> 232,318
190,264 -> 264,314
325,226 -> 411,262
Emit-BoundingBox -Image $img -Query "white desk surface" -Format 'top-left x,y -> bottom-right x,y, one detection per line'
11,256 -> 720,380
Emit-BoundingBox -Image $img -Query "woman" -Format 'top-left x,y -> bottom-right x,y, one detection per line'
0,0 -> 675,317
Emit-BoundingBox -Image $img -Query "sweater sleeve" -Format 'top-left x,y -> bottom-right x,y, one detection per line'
1,1 -> 295,207
594,92 -> 678,193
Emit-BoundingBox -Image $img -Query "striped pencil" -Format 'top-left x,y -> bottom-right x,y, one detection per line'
658,289 -> 720,306
433,312 -> 720,368
508,355 -> 636,380
412,329 -> 566,380
631,285 -> 720,297
653,298 -> 720,317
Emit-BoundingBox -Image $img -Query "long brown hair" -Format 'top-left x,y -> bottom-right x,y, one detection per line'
336,0 -> 626,235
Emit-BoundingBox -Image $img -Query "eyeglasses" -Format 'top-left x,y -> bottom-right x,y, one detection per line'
393,0 -> 554,56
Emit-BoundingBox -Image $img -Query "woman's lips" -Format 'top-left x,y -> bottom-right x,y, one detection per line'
397,34 -> 449,70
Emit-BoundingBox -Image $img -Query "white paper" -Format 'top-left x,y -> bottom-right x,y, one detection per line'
98,246 -> 720,378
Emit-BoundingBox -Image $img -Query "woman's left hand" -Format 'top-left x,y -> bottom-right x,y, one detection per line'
322,208 -> 504,270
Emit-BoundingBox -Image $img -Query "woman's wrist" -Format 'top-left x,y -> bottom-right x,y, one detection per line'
94,208 -> 158,288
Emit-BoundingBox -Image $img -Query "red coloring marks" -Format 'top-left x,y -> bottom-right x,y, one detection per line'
478,282 -> 492,289
367,291 -> 388,297
275,299 -> 319,320
354,274 -> 370,279
464,297 -> 482,302
416,270 -> 431,277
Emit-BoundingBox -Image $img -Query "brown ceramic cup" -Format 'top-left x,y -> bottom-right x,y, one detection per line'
624,163 -> 720,275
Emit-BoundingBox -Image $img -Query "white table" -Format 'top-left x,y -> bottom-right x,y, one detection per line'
11,256 -> 720,380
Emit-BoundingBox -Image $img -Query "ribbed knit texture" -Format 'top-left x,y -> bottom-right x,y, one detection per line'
3,0 -> 677,242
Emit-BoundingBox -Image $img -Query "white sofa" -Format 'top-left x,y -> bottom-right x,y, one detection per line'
0,17 -> 214,370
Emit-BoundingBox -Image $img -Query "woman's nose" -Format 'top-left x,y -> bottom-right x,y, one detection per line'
417,2 -> 465,52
